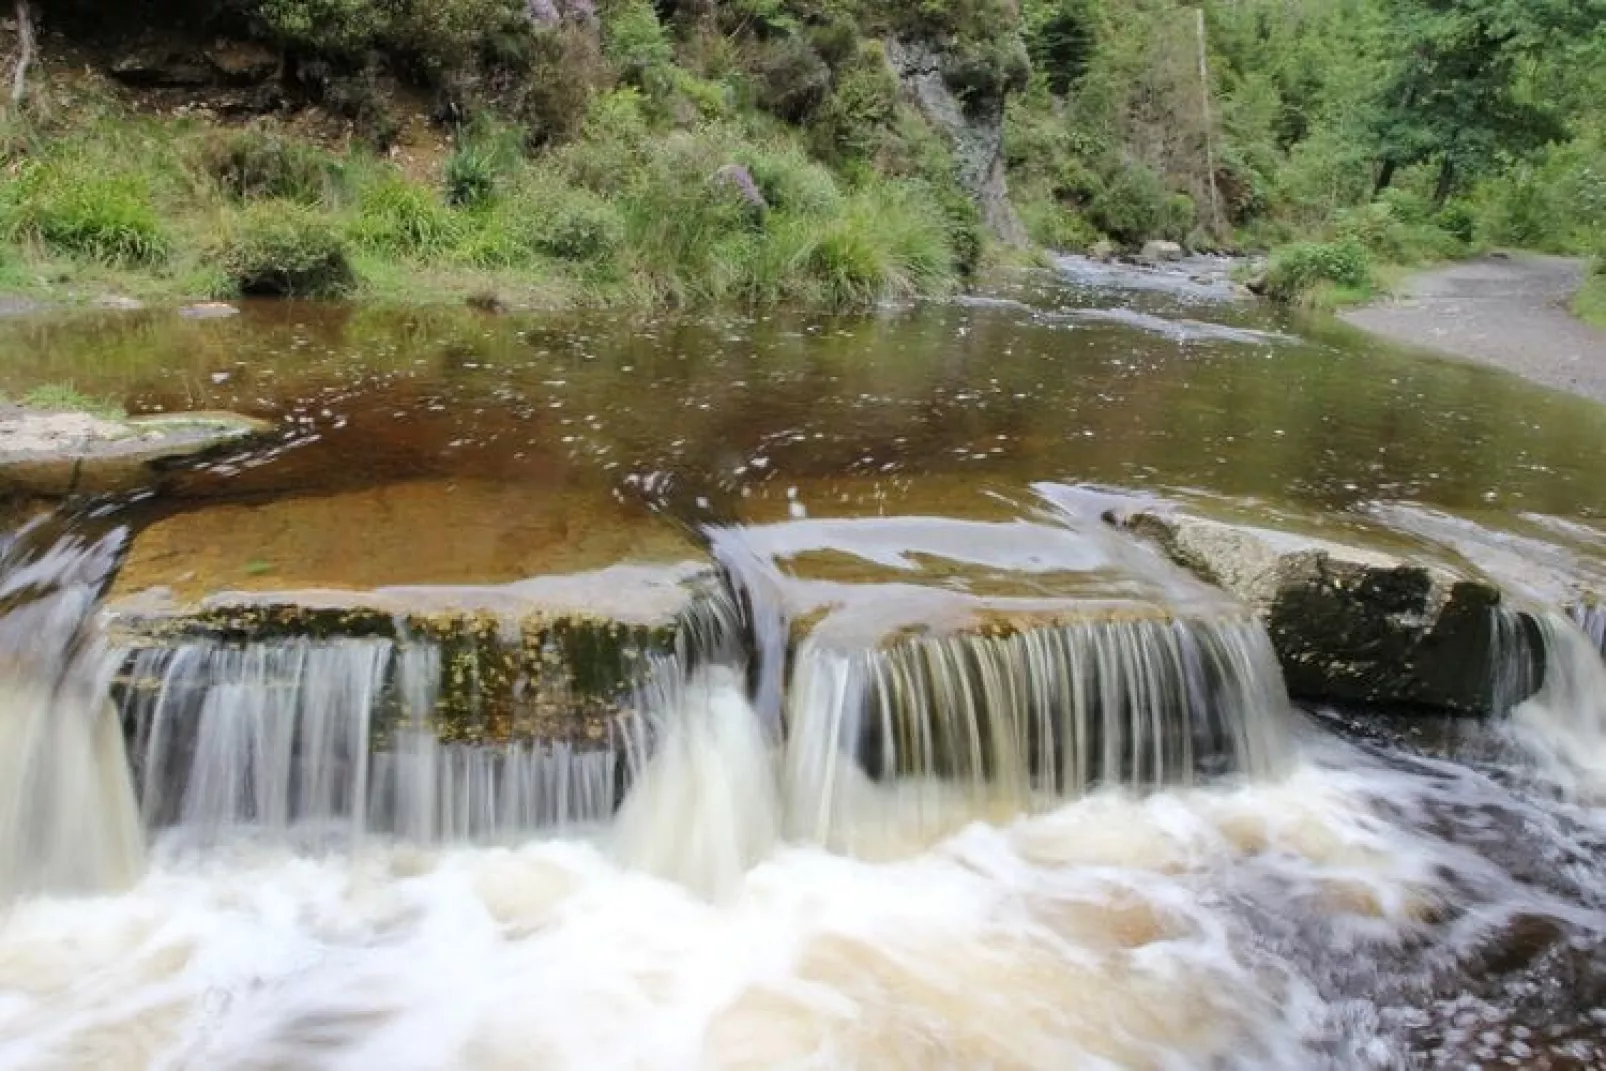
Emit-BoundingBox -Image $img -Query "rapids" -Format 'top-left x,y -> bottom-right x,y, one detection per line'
2,261 -> 1605,1069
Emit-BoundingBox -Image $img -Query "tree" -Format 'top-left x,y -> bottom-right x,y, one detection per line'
1370,0 -> 1605,202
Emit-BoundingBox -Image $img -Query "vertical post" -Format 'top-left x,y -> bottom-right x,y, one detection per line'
1195,6 -> 1223,234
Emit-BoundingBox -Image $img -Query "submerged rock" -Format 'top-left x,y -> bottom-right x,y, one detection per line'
0,410 -> 273,496
1112,509 -> 1531,715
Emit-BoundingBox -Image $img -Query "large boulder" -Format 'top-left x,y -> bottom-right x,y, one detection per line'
1112,509 -> 1534,715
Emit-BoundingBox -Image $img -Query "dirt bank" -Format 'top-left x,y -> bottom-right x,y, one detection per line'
1342,254 -> 1606,404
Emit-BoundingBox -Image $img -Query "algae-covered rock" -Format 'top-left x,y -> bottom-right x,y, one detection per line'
1114,509 -> 1533,714
104,564 -> 715,745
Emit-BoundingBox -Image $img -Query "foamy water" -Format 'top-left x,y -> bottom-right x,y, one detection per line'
4,720 -> 1601,1071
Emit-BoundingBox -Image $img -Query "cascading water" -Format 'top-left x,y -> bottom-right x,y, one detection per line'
781,615 -> 1291,847
0,516 -> 143,900
1575,602 -> 1606,658
117,635 -> 620,848
1494,609 -> 1606,799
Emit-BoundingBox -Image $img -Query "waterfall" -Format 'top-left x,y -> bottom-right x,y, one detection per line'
1501,611 -> 1606,799
0,517 -> 143,900
781,615 -> 1292,846
118,635 -> 622,849
1573,602 -> 1605,658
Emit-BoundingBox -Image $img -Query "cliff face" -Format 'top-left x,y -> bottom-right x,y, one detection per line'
884,35 -> 1027,246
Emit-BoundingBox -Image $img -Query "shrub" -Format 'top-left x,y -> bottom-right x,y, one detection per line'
1263,240 -> 1371,303
198,128 -> 342,204
735,142 -> 843,218
602,0 -> 673,88
804,181 -> 956,306
812,43 -> 900,164
751,35 -> 832,123
9,164 -> 168,265
1085,163 -> 1171,246
346,173 -> 460,257
213,202 -> 355,297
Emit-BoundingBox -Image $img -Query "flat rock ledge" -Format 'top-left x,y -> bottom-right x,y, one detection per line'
0,409 -> 273,495
105,563 -> 716,746
1111,509 -> 1539,715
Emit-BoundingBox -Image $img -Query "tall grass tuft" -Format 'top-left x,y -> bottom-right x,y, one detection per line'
196,128 -> 345,205
346,172 -> 460,258
7,162 -> 170,266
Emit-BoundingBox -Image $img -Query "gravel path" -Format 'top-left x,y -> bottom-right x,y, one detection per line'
1341,253 -> 1606,404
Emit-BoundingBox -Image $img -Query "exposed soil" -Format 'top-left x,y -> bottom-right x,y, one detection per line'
1343,254 -> 1606,405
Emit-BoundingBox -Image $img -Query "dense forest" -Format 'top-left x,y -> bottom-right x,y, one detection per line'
1,0 -> 1603,310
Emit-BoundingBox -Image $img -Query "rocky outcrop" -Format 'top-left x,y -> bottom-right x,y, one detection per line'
1113,509 -> 1538,715
0,409 -> 274,496
105,564 -> 715,746
883,36 -> 1027,246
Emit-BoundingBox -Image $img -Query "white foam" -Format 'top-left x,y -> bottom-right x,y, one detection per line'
0,744 -> 1512,1071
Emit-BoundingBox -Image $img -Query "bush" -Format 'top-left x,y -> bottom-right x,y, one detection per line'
9,164 -> 168,265
602,0 -> 673,88
812,43 -> 900,164
443,144 -> 499,207
198,129 -> 342,204
1085,163 -> 1172,246
751,35 -> 832,124
735,142 -> 843,218
1263,240 -> 1371,302
213,202 -> 355,297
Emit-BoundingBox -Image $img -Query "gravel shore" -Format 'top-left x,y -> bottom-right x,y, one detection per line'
1342,253 -> 1606,405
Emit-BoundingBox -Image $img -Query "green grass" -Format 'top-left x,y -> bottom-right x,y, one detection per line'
16,383 -> 125,419
0,66 -> 985,315
1574,265 -> 1606,329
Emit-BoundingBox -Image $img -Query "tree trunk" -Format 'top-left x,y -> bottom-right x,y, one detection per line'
1374,159 -> 1398,195
1433,157 -> 1456,207
9,0 -> 33,108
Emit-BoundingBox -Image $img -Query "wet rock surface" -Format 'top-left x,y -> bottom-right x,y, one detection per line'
1111,507 -> 1532,714
105,563 -> 714,747
0,408 -> 273,496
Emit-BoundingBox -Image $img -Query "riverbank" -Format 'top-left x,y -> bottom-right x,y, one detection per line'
1341,254 -> 1606,405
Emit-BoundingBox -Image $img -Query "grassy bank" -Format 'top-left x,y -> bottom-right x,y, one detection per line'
0,96 -> 980,311
1576,260 -> 1606,329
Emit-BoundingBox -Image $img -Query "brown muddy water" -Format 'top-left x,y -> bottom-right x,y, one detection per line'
0,260 -> 1604,1070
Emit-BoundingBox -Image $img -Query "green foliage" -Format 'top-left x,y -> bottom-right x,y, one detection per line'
1085,163 -> 1190,245
1023,0 -> 1098,96
7,164 -> 169,266
213,201 -> 356,297
20,383 -> 123,419
1263,240 -> 1372,302
443,119 -> 524,207
812,43 -> 900,163
1575,251 -> 1606,328
601,0 -> 674,89
347,174 -> 460,257
198,128 -> 343,204
751,35 -> 833,124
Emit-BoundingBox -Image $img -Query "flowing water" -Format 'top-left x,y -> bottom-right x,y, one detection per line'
1,261 -> 1605,1068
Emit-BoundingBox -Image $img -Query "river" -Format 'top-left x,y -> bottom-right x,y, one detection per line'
0,258 -> 1602,1069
